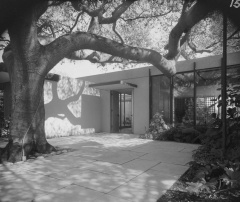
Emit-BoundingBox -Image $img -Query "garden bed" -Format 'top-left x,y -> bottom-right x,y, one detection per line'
158,162 -> 240,202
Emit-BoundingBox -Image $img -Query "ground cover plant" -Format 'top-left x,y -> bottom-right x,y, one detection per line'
158,161 -> 240,201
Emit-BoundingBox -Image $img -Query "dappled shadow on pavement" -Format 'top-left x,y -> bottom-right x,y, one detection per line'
0,133 -> 199,202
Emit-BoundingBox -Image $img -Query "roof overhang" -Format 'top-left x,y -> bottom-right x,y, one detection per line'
89,80 -> 137,91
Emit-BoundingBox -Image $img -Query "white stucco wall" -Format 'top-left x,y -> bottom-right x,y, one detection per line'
128,77 -> 149,134
79,68 -> 151,135
44,76 -> 101,138
100,90 -> 111,133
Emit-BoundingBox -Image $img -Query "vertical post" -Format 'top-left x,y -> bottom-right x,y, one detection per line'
110,91 -> 113,132
124,94 -> 126,127
222,10 -> 227,156
119,93 -> 122,129
193,62 -> 197,128
0,84 -> 4,135
149,69 -> 152,123
170,76 -> 173,125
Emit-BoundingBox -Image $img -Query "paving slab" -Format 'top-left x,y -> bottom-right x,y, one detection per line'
150,162 -> 189,175
0,170 -> 71,202
8,172 -> 71,192
81,161 -> 144,181
139,149 -> 193,166
127,169 -> 180,189
95,150 -> 147,164
48,168 -> 128,193
108,182 -> 165,202
35,184 -> 132,202
0,133 -> 199,202
121,158 -> 161,172
8,158 -> 86,176
130,141 -> 199,153
0,186 -> 50,202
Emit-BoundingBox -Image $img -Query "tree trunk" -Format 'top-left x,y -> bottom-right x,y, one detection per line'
1,54 -> 55,163
0,2 -> 55,163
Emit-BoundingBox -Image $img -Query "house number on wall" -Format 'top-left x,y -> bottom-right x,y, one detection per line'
230,0 -> 240,8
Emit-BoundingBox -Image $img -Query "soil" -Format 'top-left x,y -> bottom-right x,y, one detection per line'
157,164 -> 240,202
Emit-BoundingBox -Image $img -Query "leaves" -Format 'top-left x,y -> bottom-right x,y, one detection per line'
142,112 -> 170,140
222,168 -> 240,188
186,181 -> 213,194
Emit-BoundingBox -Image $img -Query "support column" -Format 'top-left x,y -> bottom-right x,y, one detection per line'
222,10 -> 227,156
170,76 -> 173,125
124,94 -> 126,127
149,69 -> 152,122
193,62 -> 197,128
119,93 -> 122,129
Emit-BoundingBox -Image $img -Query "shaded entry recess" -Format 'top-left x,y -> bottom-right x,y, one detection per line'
89,80 -> 137,90
89,80 -> 137,133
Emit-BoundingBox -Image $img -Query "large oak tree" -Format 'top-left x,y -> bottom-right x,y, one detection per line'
0,0 -> 240,162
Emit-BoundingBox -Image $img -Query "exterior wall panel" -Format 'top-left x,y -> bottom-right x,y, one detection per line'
44,77 -> 101,138
100,90 -> 111,132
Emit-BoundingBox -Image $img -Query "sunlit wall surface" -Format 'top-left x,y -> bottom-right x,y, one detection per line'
44,76 -> 101,138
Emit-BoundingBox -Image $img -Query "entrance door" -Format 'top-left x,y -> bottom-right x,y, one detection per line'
119,92 -> 133,133
110,91 -> 119,133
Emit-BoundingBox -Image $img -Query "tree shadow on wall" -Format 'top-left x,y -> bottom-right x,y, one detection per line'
44,77 -> 101,138
44,78 -> 85,126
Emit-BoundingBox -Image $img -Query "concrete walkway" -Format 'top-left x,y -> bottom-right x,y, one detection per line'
0,133 -> 199,202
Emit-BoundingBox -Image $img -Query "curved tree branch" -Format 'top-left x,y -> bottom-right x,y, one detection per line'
187,39 -> 213,54
187,26 -> 240,54
165,0 -> 215,59
228,27 -> 240,40
69,12 -> 83,33
66,50 -> 145,65
44,32 -> 176,77
71,0 -> 136,25
87,17 -> 99,33
112,21 -> 124,44
98,0 -> 137,24
120,9 -> 173,21
71,0 -> 106,17
38,22 -> 56,38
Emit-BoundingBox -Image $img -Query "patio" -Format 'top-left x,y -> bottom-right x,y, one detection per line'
0,133 -> 199,202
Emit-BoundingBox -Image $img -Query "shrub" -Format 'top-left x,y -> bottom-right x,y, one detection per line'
140,112 -> 169,140
0,117 -> 10,138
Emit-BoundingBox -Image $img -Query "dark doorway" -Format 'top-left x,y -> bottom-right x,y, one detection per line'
110,90 -> 120,133
110,89 -> 133,134
119,90 -> 133,134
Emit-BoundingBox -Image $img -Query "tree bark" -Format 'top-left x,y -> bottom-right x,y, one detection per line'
1,2 -> 55,163
1,49 -> 55,163
44,32 -> 176,77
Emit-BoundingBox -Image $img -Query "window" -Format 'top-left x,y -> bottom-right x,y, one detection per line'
150,65 -> 240,129
151,75 -> 170,123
